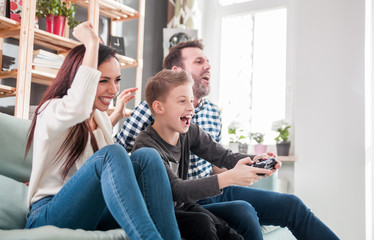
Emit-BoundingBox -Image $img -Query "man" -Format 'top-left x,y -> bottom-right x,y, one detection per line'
115,40 -> 221,179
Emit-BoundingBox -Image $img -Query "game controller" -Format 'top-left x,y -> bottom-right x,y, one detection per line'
250,157 -> 278,176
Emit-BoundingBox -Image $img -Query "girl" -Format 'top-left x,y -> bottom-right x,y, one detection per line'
24,22 -> 181,240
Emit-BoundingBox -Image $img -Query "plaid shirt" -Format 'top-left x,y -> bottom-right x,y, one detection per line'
115,99 -> 222,179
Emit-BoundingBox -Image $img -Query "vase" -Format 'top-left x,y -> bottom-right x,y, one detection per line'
46,14 -> 55,34
229,142 -> 239,152
238,143 -> 248,154
53,15 -> 66,36
254,144 -> 267,155
276,141 -> 290,156
46,14 -> 66,36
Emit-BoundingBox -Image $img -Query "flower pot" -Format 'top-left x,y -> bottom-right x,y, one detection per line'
53,15 -> 66,36
46,14 -> 54,34
229,142 -> 239,153
254,144 -> 267,155
45,14 -> 66,36
276,141 -> 290,156
238,143 -> 248,154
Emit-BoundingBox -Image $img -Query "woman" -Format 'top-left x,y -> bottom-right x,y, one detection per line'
24,22 -> 181,240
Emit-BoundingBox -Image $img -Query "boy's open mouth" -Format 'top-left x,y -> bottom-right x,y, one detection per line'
180,116 -> 191,126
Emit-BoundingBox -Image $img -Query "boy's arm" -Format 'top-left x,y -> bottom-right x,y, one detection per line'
190,124 -> 251,169
115,101 -> 154,152
133,130 -> 222,203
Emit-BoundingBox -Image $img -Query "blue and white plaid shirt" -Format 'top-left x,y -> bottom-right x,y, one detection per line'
115,99 -> 222,179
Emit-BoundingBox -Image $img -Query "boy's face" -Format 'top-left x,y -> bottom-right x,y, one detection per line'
161,83 -> 194,133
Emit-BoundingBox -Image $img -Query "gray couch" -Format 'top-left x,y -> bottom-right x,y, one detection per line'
0,112 -> 295,239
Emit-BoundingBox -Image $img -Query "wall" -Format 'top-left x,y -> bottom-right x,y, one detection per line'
293,0 -> 366,239
200,0 -> 367,239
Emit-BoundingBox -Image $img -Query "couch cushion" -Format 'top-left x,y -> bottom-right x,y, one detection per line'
0,226 -> 129,240
0,175 -> 28,229
0,113 -> 33,182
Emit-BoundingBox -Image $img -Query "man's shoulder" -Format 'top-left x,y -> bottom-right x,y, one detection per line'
200,99 -> 221,113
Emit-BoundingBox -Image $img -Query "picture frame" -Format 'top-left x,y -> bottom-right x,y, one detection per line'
109,36 -> 125,56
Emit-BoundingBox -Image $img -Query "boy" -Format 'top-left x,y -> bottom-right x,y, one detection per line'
133,69 -> 339,240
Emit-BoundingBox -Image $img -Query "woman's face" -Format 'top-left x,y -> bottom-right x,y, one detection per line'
94,57 -> 121,111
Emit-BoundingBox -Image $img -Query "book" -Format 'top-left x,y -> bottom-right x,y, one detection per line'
32,65 -> 59,75
33,49 -> 65,61
33,49 -> 64,69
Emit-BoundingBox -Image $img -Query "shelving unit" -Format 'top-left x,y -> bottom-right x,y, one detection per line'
0,0 -> 145,119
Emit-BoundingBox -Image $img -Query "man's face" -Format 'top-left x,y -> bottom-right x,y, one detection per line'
180,47 -> 211,100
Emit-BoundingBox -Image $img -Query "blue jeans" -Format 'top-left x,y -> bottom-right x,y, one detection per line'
198,186 -> 339,240
25,145 -> 181,240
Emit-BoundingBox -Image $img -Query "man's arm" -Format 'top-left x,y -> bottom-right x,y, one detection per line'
114,101 -> 154,152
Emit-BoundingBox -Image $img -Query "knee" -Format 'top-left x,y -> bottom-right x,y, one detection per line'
279,194 -> 309,214
131,147 -> 164,169
230,200 -> 258,221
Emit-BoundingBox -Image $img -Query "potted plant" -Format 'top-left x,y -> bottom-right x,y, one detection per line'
228,121 -> 248,153
36,0 -> 79,36
250,132 -> 266,154
272,119 -> 291,156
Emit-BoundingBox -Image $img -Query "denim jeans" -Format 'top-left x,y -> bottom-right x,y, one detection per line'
198,185 -> 339,240
25,145 -> 181,240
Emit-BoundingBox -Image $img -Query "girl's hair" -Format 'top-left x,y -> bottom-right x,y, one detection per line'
26,44 -> 117,178
145,69 -> 193,115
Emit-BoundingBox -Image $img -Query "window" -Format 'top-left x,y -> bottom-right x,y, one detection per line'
219,0 -> 253,6
219,8 -> 287,145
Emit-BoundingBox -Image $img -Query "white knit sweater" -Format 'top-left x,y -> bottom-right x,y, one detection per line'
27,66 -> 114,207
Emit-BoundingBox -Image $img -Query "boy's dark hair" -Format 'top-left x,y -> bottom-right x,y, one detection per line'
145,69 -> 193,115
163,39 -> 204,70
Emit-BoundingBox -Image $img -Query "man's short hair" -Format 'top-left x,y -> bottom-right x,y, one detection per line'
163,39 -> 204,70
145,69 -> 193,115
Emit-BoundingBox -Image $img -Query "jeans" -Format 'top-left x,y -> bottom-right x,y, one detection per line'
25,145 -> 181,240
198,185 -> 339,240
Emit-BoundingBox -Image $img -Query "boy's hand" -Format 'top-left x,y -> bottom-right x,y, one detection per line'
217,157 -> 271,188
253,152 -> 282,176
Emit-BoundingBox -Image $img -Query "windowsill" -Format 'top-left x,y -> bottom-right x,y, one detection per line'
278,156 -> 297,162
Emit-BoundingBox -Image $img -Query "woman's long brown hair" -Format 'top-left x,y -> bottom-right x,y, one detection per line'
25,44 -> 117,178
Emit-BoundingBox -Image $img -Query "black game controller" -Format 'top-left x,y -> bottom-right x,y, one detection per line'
250,157 -> 278,176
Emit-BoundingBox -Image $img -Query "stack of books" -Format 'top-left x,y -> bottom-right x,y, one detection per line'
32,49 -> 65,76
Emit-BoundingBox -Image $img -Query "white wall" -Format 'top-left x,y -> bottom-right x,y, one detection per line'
293,1 -> 366,239
200,0 -> 367,239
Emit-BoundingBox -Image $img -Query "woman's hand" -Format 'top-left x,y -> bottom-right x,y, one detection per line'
72,21 -> 100,48
109,88 -> 138,126
72,21 -> 100,69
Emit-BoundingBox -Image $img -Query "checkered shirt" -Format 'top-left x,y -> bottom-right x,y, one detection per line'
115,99 -> 222,179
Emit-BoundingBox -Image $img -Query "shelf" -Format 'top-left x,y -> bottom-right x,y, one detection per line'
0,16 -> 137,67
70,0 -> 139,22
278,156 -> 297,162
0,69 -> 55,86
0,16 -> 80,53
0,84 -> 16,98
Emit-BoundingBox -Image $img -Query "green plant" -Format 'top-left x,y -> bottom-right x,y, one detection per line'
272,119 -> 291,143
36,0 -> 79,29
228,121 -> 247,143
250,132 -> 265,144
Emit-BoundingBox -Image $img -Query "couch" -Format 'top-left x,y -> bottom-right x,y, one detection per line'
0,112 -> 295,239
